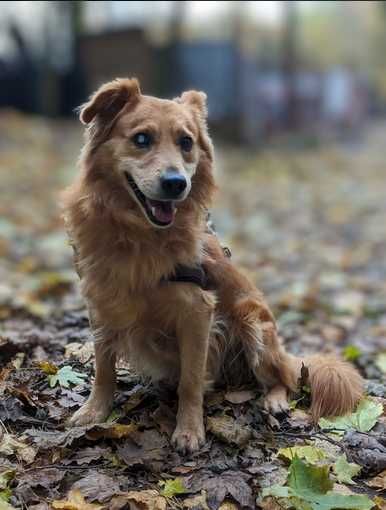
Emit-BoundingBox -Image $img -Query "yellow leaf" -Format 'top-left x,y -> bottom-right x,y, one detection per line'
37,360 -> 58,375
87,423 -> 137,440
52,489 -> 105,510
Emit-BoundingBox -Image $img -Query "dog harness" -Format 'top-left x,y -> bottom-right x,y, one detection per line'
164,213 -> 231,291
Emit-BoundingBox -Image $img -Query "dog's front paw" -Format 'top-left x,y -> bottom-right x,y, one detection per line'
171,422 -> 205,454
68,397 -> 113,427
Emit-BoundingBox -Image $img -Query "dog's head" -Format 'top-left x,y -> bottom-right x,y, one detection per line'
79,78 -> 214,229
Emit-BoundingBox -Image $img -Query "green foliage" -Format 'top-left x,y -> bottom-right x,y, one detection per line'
333,455 -> 361,484
343,345 -> 361,362
279,445 -> 327,464
159,478 -> 187,498
48,366 -> 87,388
319,398 -> 383,435
262,456 -> 374,510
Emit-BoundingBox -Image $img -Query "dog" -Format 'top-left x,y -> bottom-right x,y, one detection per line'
62,78 -> 363,453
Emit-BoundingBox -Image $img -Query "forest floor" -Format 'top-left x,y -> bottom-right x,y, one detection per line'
0,111 -> 385,509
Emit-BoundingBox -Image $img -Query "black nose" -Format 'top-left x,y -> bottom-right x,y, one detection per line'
160,169 -> 187,198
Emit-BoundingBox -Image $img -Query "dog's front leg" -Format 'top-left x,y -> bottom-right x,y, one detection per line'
69,341 -> 116,426
172,291 -> 214,454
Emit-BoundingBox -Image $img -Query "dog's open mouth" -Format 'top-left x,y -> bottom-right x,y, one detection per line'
125,173 -> 176,227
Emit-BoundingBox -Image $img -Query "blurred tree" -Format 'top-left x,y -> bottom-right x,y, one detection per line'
282,0 -> 299,129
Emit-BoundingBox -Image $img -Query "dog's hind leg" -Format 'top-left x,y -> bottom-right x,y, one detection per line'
231,297 -> 298,414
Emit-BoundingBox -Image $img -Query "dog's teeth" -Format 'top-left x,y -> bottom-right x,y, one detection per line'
151,206 -> 156,217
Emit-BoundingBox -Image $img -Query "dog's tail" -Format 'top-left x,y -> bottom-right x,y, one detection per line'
288,353 -> 364,421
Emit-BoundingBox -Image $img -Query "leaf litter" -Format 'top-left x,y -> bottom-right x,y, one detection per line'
1,113 -> 386,508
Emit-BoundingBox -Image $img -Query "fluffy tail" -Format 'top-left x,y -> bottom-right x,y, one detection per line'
298,354 -> 364,421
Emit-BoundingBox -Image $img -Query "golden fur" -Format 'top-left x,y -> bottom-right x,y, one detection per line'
62,78 -> 363,453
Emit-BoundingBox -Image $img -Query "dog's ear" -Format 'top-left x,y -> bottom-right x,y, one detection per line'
79,78 -> 141,125
179,90 -> 208,119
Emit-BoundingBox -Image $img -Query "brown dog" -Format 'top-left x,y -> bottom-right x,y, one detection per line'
62,78 -> 363,453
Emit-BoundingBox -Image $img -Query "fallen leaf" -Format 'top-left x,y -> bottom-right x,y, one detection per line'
0,434 -> 36,464
52,489 -> 105,509
159,478 -> 187,498
343,345 -> 362,362
374,496 -> 386,510
48,365 -> 87,388
319,398 -> 383,434
65,342 -> 94,364
207,415 -> 252,446
110,490 -> 166,510
117,432 -> 166,467
183,491 -> 209,509
25,427 -> 87,449
218,501 -> 239,510
0,501 -> 16,510
375,353 -> 386,374
332,455 -> 361,484
37,360 -> 58,375
262,456 -> 374,510
18,468 -> 64,489
366,470 -> 386,490
278,445 -> 326,464
72,473 -> 121,503
71,446 -> 112,465
187,470 -> 253,509
0,471 -> 14,491
86,423 -> 137,440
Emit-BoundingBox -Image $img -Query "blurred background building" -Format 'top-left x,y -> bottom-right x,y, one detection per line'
1,1 -> 386,143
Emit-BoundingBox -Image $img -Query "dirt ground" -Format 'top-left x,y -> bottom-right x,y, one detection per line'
0,111 -> 385,509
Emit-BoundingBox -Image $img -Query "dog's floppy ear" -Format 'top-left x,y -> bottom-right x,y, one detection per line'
179,90 -> 208,119
79,78 -> 141,125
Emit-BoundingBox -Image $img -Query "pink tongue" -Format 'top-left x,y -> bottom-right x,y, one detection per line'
148,199 -> 175,223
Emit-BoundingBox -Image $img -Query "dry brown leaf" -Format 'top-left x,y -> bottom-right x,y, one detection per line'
183,491 -> 209,509
367,470 -> 386,490
110,490 -> 166,510
52,489 -> 105,510
0,433 -> 36,464
207,415 -> 252,446
65,342 -> 94,364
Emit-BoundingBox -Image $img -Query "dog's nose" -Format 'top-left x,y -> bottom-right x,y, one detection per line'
160,169 -> 187,198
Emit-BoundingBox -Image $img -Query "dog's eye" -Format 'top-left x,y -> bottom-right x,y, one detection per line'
133,132 -> 152,148
179,135 -> 193,152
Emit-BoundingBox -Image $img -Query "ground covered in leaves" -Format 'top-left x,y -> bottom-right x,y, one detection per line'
0,111 -> 385,509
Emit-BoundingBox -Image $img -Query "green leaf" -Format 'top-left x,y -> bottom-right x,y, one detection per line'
262,457 -> 374,510
159,478 -> 187,498
375,352 -> 386,374
0,489 -> 12,503
279,445 -> 327,464
261,485 -> 290,499
307,493 -> 374,510
0,472 -> 14,492
343,345 -> 361,362
288,456 -> 333,497
332,454 -> 361,485
47,365 -> 87,388
319,398 -> 383,434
